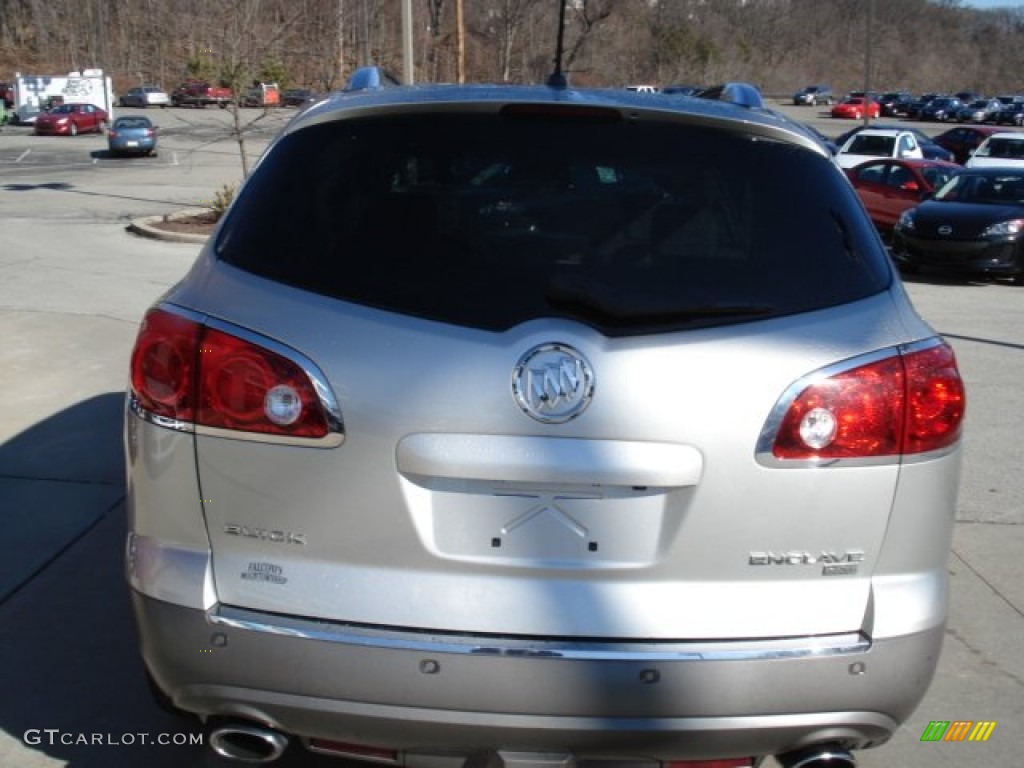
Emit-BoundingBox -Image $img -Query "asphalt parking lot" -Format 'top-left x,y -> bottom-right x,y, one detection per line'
0,102 -> 1021,767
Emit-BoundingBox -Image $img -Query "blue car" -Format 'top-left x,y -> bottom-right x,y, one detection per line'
107,115 -> 157,157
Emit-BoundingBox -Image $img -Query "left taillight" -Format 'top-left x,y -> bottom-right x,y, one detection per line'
130,309 -> 198,423
130,308 -> 339,443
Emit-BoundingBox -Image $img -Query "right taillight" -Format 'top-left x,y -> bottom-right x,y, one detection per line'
129,307 -> 342,445
769,341 -> 965,462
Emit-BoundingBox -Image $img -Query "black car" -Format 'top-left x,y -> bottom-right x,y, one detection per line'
892,168 -> 1024,284
992,102 -> 1024,126
921,97 -> 964,122
281,88 -> 319,108
833,123 -> 954,162
905,93 -> 942,121
878,91 -> 913,117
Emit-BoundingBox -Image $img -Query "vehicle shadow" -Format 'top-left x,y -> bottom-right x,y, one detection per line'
896,268 -> 1009,288
1,181 -> 194,208
0,393 -> 344,767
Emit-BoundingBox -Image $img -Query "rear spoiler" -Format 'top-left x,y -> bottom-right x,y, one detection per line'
696,83 -> 765,110
344,66 -> 765,111
345,67 -> 402,92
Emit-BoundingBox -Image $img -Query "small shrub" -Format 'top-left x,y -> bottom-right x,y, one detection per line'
211,183 -> 237,221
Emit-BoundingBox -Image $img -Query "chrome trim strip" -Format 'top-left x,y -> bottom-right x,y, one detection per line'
129,303 -> 345,448
208,605 -> 870,661
128,392 -> 193,433
755,337 -> 952,469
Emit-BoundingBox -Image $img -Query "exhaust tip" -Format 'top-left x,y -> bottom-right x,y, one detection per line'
778,745 -> 856,768
208,721 -> 289,763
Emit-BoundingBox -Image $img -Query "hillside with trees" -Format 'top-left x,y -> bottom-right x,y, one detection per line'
1,0 -> 1022,98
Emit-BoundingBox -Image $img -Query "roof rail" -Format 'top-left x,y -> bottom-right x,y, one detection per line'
697,82 -> 764,110
344,67 -> 401,92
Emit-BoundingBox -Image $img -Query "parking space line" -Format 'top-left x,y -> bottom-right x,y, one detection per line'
16,149 -> 31,162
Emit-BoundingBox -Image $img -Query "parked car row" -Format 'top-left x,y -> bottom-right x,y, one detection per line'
837,123 -> 1024,284
814,86 -> 1024,125
112,83 -> 323,110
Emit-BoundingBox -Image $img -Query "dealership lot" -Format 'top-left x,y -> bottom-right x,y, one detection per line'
0,104 -> 1021,767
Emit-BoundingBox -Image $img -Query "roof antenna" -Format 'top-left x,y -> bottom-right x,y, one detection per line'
547,0 -> 569,88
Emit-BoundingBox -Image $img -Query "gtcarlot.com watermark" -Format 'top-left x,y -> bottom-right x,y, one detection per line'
24,729 -> 203,747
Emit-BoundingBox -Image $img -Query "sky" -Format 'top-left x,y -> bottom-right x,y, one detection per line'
958,0 -> 1022,7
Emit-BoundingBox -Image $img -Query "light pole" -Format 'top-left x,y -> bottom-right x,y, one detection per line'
402,0 -> 414,84
863,0 -> 874,127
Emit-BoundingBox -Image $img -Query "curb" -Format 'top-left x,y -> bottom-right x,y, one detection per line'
127,209 -> 213,245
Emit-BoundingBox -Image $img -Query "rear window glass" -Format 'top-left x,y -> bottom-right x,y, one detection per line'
847,134 -> 896,156
216,112 -> 889,334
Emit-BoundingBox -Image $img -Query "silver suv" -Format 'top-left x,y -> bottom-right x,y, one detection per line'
792,85 -> 833,106
126,70 -> 966,768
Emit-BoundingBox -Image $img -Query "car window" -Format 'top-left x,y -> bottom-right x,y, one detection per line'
217,113 -> 890,335
115,117 -> 150,129
935,172 -> 1024,203
853,163 -> 886,184
848,135 -> 895,156
984,139 -> 1024,159
887,166 -> 913,188
919,166 -> 956,189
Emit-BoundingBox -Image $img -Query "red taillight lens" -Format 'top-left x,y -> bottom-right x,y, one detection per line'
197,327 -> 328,437
772,342 -> 964,460
130,309 -> 199,422
130,308 -> 329,439
903,343 -> 965,454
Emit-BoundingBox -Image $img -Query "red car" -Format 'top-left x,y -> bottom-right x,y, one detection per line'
33,103 -> 108,136
831,97 -> 880,120
931,125 -> 1003,165
845,158 -> 961,238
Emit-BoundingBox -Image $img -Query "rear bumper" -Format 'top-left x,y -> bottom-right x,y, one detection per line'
132,590 -> 943,761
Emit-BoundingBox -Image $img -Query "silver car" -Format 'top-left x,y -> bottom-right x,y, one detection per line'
119,85 -> 170,108
126,69 -> 966,768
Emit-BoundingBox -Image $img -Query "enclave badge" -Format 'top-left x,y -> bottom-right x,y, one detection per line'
512,343 -> 594,423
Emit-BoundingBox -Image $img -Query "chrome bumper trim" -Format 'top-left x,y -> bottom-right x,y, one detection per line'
209,605 -> 870,662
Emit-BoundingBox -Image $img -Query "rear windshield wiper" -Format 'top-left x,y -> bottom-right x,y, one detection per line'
545,275 -> 775,322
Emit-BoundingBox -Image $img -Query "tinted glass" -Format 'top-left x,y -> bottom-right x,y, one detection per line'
935,172 -> 1024,203
217,113 -> 889,334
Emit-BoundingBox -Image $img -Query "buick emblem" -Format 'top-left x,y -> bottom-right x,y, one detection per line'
512,343 -> 594,423
938,224 -> 953,236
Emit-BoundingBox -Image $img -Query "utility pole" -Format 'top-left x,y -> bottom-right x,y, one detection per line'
456,0 -> 465,84
863,0 -> 874,127
402,0 -> 414,84
337,0 -> 346,87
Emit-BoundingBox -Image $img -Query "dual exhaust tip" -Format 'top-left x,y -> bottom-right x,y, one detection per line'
779,745 -> 857,768
207,720 -> 288,763
206,722 -> 855,768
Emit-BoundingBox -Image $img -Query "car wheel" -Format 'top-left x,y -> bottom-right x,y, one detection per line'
69,122 -> 78,137
1012,272 -> 1024,286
